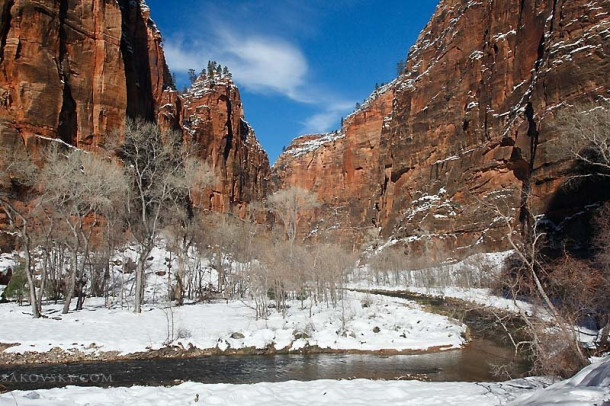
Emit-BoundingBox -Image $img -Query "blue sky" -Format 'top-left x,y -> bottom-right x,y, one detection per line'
146,0 -> 439,163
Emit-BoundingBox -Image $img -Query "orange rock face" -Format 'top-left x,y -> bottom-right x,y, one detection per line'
0,0 -> 270,214
175,75 -> 270,214
274,0 -> 610,256
0,0 -> 144,147
273,87 -> 394,248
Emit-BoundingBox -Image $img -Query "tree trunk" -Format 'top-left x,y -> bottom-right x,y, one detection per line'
134,251 -> 148,314
63,250 -> 78,314
23,237 -> 40,319
37,250 -> 48,315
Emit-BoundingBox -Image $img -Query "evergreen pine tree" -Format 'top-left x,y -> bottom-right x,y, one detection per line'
396,60 -> 406,76
187,68 -> 197,84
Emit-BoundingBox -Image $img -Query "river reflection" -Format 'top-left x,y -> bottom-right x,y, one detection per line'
0,337 -> 529,391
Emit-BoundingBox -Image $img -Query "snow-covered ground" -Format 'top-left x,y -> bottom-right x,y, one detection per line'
348,251 -> 536,314
0,291 -> 465,356
0,378 -> 547,406
351,284 -> 535,314
510,356 -> 610,405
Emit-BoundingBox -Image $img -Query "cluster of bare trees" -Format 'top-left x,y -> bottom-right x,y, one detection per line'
0,120 -> 216,316
0,123 -> 357,320
199,186 -> 355,320
0,144 -> 130,318
491,197 -> 609,377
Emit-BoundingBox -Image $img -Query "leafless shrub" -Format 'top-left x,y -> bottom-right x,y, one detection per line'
267,186 -> 317,243
553,102 -> 610,182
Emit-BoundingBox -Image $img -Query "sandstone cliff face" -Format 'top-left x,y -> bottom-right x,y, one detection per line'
169,75 -> 270,215
0,0 -> 270,213
273,0 -> 610,256
0,0 -> 166,148
273,87 -> 394,248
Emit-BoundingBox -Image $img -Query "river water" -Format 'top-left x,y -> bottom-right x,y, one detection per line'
0,337 -> 529,392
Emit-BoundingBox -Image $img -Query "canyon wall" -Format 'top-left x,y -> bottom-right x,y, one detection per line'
160,75 -> 270,215
274,0 -> 610,256
0,0 -> 270,213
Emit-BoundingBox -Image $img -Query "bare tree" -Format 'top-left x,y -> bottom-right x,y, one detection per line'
116,119 -> 189,313
41,147 -> 127,313
164,160 -> 216,305
0,145 -> 42,318
591,203 -> 610,347
489,194 -> 591,376
555,102 -> 610,179
267,186 -> 317,244
368,248 -> 406,286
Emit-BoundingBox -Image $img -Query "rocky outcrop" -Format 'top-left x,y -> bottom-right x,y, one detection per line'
169,74 -> 270,215
0,0 -> 167,148
273,0 -> 610,256
0,0 -> 270,214
273,86 -> 394,249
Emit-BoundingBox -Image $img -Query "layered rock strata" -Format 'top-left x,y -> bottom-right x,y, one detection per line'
273,0 -> 610,256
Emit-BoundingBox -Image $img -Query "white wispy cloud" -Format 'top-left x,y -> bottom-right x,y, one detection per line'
162,2 -> 356,137
165,32 -> 309,102
165,31 -> 354,134
301,101 -> 355,134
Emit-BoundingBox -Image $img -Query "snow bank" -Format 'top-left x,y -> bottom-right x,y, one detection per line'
0,291 -> 465,356
348,251 -> 536,313
511,356 -> 610,405
0,378 -> 542,406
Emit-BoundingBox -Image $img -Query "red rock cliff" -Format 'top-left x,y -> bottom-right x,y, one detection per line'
0,0 -> 169,148
162,74 -> 270,215
0,0 -> 270,211
273,0 -> 610,256
273,86 -> 394,248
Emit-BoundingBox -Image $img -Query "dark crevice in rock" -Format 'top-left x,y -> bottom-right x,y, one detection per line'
223,96 -> 234,162
0,0 -> 14,65
518,102 -> 541,237
119,0 -> 155,122
390,166 -> 410,183
57,0 -> 77,145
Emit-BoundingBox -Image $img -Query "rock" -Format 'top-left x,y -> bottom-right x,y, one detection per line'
0,0 -> 153,147
272,0 -> 610,257
0,0 -> 270,218
230,332 -> 245,339
175,75 -> 270,215
294,332 -> 310,340
0,268 -> 12,285
24,392 -> 41,400
373,326 -> 381,333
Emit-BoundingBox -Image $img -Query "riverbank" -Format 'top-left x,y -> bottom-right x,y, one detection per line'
0,291 -> 466,366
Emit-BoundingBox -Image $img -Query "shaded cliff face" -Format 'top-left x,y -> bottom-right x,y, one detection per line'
273,0 -> 610,256
0,0 -> 167,148
0,0 -> 270,213
273,86 -> 394,248
161,75 -> 270,215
